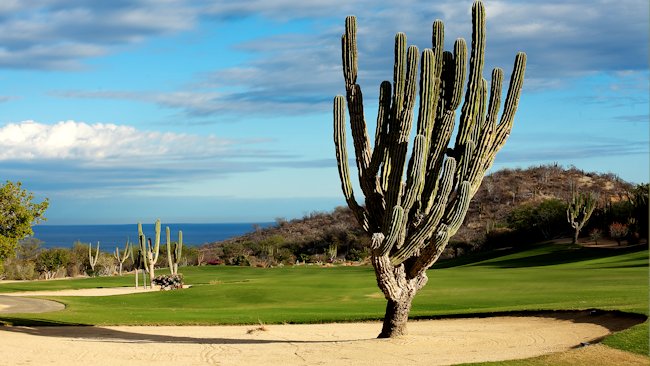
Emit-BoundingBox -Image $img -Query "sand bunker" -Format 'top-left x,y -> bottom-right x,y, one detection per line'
3,286 -> 160,298
0,311 -> 643,366
0,287 -> 644,365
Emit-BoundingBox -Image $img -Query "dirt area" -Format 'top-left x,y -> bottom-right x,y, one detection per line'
0,287 -> 646,365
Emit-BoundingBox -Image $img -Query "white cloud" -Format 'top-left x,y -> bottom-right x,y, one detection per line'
0,0 -> 198,69
0,120 -> 232,163
0,120 -> 327,196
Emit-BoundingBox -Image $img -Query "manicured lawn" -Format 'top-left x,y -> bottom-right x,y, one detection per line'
1,242 -> 647,360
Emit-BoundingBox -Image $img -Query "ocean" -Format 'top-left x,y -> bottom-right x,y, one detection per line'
30,222 -> 274,249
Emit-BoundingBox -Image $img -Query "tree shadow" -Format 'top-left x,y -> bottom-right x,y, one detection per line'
436,244 -> 647,269
0,318 -> 371,345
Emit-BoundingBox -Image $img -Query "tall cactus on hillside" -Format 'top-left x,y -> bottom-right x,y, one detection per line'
138,220 -> 161,284
567,186 -> 597,244
166,227 -> 183,275
333,0 -> 526,338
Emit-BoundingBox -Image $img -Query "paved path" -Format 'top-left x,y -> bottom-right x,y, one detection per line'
0,295 -> 64,314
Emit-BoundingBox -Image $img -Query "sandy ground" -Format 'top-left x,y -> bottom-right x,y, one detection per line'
2,286 -> 161,297
0,287 -> 645,365
0,315 -> 639,366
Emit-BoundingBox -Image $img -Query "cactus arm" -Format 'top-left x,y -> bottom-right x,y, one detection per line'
380,33 -> 408,193
368,81 -> 392,179
485,52 -> 526,168
409,181 -> 472,275
420,39 -> 467,213
401,135 -> 427,216
166,226 -> 172,272
175,230 -> 183,274
455,1 -> 486,152
123,240 -> 131,262
334,95 -> 370,231
391,157 -> 455,265
152,219 -> 161,265
383,45 -> 419,231
376,205 -> 405,256
177,232 -> 183,259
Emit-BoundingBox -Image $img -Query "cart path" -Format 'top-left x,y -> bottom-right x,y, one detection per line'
0,295 -> 64,313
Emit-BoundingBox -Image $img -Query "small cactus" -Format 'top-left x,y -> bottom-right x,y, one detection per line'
113,240 -> 131,276
166,227 -> 183,275
88,242 -> 100,275
566,185 -> 597,244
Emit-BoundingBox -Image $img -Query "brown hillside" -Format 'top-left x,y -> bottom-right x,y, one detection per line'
455,164 -> 633,244
205,165 -> 635,259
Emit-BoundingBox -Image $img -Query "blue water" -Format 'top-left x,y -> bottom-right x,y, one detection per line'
31,223 -> 274,249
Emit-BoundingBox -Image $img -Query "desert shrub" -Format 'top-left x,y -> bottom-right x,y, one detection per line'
483,227 -> 517,249
274,247 -> 295,264
589,228 -> 602,245
609,222 -> 629,245
36,248 -> 70,279
93,253 -> 116,276
506,198 -> 567,242
345,247 -> 369,261
2,258 -> 36,280
66,241 -> 90,277
152,274 -> 183,290
231,255 -> 250,266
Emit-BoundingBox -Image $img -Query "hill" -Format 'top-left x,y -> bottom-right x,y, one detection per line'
203,165 -> 642,264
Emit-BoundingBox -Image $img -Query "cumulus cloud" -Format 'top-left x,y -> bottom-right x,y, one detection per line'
0,120 -> 321,194
0,120 -> 233,162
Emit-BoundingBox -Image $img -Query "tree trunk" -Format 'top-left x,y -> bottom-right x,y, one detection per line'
372,255 -> 428,338
573,230 -> 579,244
378,296 -> 415,338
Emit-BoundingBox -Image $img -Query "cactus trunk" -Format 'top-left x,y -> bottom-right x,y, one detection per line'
138,220 -> 161,285
333,0 -> 525,338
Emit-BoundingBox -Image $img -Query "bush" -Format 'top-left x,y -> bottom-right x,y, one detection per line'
609,222 -> 629,245
2,258 -> 36,280
589,228 -> 602,245
506,199 -> 567,242
35,248 -> 70,280
152,274 -> 184,290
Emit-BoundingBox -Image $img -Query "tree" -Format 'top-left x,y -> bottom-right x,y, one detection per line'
609,222 -> 628,245
333,1 -> 525,337
0,181 -> 48,268
35,248 -> 69,280
566,186 -> 597,244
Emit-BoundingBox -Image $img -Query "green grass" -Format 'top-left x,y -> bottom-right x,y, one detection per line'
1,242 -> 647,359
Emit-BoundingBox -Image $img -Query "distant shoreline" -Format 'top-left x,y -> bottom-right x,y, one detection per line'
29,222 -> 274,248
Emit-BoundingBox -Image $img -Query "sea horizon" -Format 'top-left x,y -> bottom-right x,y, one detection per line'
30,222 -> 275,249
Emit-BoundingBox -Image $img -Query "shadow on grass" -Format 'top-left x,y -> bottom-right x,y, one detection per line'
435,243 -> 648,269
0,309 -> 645,345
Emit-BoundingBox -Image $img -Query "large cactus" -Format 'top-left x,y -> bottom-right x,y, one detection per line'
567,186 -> 597,244
138,220 -> 161,284
166,226 -> 183,275
333,0 -> 526,338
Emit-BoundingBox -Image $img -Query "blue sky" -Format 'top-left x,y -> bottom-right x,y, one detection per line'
0,0 -> 647,224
